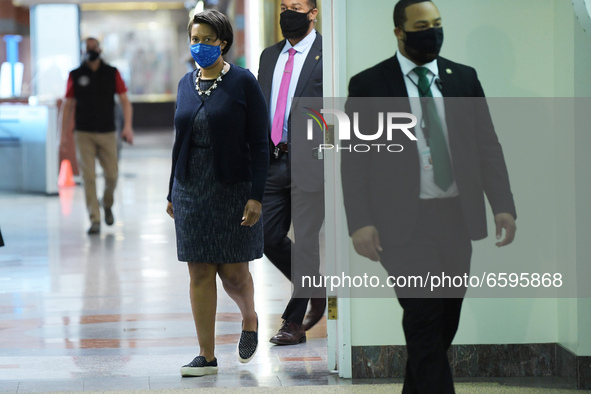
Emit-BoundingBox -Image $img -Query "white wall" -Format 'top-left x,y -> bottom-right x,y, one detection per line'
554,0 -> 579,356
436,0 -> 555,98
334,0 -> 591,355
572,7 -> 591,355
30,4 -> 80,100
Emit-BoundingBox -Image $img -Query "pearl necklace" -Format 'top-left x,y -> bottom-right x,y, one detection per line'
196,61 -> 228,96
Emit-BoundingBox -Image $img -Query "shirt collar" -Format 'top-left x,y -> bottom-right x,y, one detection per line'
281,29 -> 317,55
396,51 -> 439,78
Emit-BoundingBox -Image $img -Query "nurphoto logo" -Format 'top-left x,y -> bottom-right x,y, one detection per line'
304,108 -> 418,153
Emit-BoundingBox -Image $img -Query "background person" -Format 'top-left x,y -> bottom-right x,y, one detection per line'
257,0 -> 326,346
341,0 -> 517,392
61,37 -> 134,235
166,9 -> 269,377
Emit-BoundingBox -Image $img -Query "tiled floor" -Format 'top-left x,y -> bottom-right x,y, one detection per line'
0,130 -> 577,393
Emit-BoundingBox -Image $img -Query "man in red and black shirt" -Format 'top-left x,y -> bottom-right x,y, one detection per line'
61,37 -> 134,234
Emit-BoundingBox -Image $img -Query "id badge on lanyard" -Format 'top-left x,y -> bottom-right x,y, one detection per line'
420,148 -> 433,171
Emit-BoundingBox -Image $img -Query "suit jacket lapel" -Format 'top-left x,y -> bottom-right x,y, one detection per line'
386,55 -> 419,178
437,57 -> 458,98
385,55 -> 409,98
437,57 -> 461,158
385,55 -> 414,135
261,40 -> 284,104
294,34 -> 322,97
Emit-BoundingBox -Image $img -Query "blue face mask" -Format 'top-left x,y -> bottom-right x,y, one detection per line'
190,43 -> 221,68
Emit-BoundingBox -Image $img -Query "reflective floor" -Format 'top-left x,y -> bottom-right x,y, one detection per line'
0,130 -> 577,393
0,130 -> 331,392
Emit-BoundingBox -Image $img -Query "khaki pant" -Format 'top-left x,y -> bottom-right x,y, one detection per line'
74,131 -> 118,224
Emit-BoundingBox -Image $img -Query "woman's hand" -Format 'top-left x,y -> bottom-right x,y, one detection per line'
241,199 -> 262,227
166,201 -> 174,219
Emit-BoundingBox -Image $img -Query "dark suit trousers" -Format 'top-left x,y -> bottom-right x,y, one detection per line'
380,197 -> 472,394
262,153 -> 325,324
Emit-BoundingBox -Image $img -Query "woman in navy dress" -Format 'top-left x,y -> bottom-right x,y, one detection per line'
166,9 -> 269,377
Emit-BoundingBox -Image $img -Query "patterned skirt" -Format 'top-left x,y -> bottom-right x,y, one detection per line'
171,144 -> 263,263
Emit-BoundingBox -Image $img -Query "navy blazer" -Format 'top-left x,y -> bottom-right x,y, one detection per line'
257,33 -> 323,192
341,55 -> 516,244
168,65 -> 269,203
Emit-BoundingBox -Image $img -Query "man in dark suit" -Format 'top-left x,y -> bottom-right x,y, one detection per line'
341,0 -> 517,392
258,0 -> 326,345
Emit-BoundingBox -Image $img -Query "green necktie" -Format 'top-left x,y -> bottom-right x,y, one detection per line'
413,67 -> 453,191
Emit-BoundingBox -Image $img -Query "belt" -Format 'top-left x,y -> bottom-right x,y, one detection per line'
273,143 -> 288,159
418,197 -> 461,212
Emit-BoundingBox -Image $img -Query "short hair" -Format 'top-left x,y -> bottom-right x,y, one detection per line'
393,0 -> 432,28
307,0 -> 317,9
85,37 -> 100,47
187,9 -> 234,56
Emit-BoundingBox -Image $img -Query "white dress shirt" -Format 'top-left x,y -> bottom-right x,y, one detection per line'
270,30 -> 317,143
396,51 -> 459,199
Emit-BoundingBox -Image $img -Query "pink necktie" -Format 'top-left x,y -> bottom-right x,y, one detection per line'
271,48 -> 297,146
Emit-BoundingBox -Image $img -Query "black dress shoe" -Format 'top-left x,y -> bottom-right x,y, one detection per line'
104,207 -> 114,226
302,297 -> 326,331
87,222 -> 100,234
269,320 -> 306,345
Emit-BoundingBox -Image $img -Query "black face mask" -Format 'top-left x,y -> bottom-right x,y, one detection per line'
86,49 -> 100,62
403,27 -> 444,64
280,9 -> 312,39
